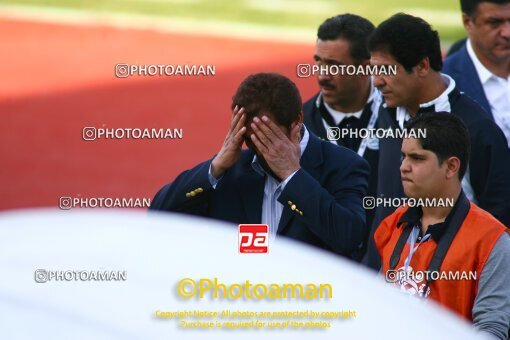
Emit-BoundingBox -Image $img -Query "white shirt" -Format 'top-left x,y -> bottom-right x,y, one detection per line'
393,74 -> 456,130
320,83 -> 382,155
209,126 -> 310,240
467,39 -> 510,147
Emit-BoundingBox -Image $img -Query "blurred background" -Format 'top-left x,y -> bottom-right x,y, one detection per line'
0,0 -> 466,211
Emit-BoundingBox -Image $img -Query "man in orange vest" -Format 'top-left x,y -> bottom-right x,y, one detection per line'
375,112 -> 510,339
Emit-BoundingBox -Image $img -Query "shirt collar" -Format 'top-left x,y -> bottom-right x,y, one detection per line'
394,74 -> 455,129
322,83 -> 376,125
466,39 -> 495,85
397,192 -> 464,242
397,206 -> 446,242
251,125 -> 310,177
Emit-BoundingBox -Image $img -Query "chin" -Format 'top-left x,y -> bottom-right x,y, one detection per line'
402,183 -> 418,198
383,98 -> 397,108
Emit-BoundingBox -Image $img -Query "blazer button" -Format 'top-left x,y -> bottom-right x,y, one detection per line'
186,193 -> 191,198
291,204 -> 296,211
190,191 -> 196,197
197,188 -> 203,193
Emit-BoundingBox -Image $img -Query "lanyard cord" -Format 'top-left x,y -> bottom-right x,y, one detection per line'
316,93 -> 380,157
403,226 -> 431,275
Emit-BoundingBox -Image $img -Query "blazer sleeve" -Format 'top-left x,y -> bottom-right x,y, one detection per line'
149,159 -> 215,215
278,152 -> 370,254
469,120 -> 510,227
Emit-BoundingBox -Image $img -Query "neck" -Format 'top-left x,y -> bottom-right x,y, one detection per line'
329,79 -> 371,113
472,43 -> 510,78
421,186 -> 462,234
406,73 -> 447,116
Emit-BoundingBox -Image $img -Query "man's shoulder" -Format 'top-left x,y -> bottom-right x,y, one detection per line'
451,90 -> 493,124
312,135 -> 369,175
374,206 -> 408,246
382,206 -> 408,226
465,203 -> 507,232
317,134 -> 363,161
302,93 -> 320,114
443,45 -> 469,73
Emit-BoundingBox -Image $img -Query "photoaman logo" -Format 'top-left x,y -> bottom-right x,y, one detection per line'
238,224 -> 268,254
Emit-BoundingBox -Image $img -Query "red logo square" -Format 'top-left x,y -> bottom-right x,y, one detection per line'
238,224 -> 269,254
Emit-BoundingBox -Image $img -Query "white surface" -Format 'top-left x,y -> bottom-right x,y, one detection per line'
0,209 -> 487,340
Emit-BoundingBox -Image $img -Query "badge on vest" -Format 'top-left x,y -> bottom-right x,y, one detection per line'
391,266 -> 431,298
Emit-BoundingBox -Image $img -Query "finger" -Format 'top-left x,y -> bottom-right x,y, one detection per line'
230,106 -> 244,130
251,120 -> 272,148
230,105 -> 239,127
233,126 -> 246,144
250,133 -> 269,154
233,113 -> 246,137
253,116 -> 278,144
232,112 -> 246,136
261,115 -> 286,139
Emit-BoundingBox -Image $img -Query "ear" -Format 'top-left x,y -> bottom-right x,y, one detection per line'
462,13 -> 474,33
444,156 -> 461,180
296,111 -> 303,125
290,112 -> 303,144
415,57 -> 430,77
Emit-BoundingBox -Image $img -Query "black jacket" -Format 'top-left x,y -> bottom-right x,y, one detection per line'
365,86 -> 510,270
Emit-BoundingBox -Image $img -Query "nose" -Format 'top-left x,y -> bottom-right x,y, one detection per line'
317,72 -> 332,82
500,21 -> 510,39
400,155 -> 410,174
373,75 -> 385,89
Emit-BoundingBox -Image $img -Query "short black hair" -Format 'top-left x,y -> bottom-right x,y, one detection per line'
405,112 -> 471,179
368,13 -> 443,73
231,73 -> 302,129
461,0 -> 510,17
317,14 -> 375,63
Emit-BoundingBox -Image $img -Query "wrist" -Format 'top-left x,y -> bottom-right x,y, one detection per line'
211,157 -> 227,178
281,166 -> 300,181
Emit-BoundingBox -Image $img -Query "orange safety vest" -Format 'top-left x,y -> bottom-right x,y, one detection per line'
375,202 -> 507,320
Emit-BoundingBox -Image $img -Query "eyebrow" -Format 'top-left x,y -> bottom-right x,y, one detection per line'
403,151 -> 426,158
484,16 -> 510,22
313,55 -> 343,64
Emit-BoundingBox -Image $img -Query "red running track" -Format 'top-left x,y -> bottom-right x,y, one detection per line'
0,19 -> 318,210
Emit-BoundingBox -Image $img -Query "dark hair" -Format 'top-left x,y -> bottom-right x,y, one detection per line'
461,0 -> 510,17
368,13 -> 443,72
405,112 -> 471,179
231,73 -> 302,129
317,14 -> 375,63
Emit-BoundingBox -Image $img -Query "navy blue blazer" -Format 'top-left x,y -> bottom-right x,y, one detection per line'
443,43 -> 493,117
150,131 -> 370,257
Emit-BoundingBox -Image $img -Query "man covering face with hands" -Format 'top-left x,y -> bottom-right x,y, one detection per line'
150,73 -> 370,258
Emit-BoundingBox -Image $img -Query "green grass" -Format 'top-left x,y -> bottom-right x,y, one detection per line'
0,0 -> 466,43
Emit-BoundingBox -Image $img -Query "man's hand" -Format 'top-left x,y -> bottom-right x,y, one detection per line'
250,115 -> 301,180
211,106 -> 246,178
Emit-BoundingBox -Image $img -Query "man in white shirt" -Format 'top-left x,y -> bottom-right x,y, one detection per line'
443,0 -> 510,146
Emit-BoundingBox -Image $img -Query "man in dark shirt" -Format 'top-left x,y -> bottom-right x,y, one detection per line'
302,14 -> 381,261
366,13 -> 510,269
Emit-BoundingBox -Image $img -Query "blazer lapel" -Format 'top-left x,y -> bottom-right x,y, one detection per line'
457,46 -> 493,117
313,95 -> 329,140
